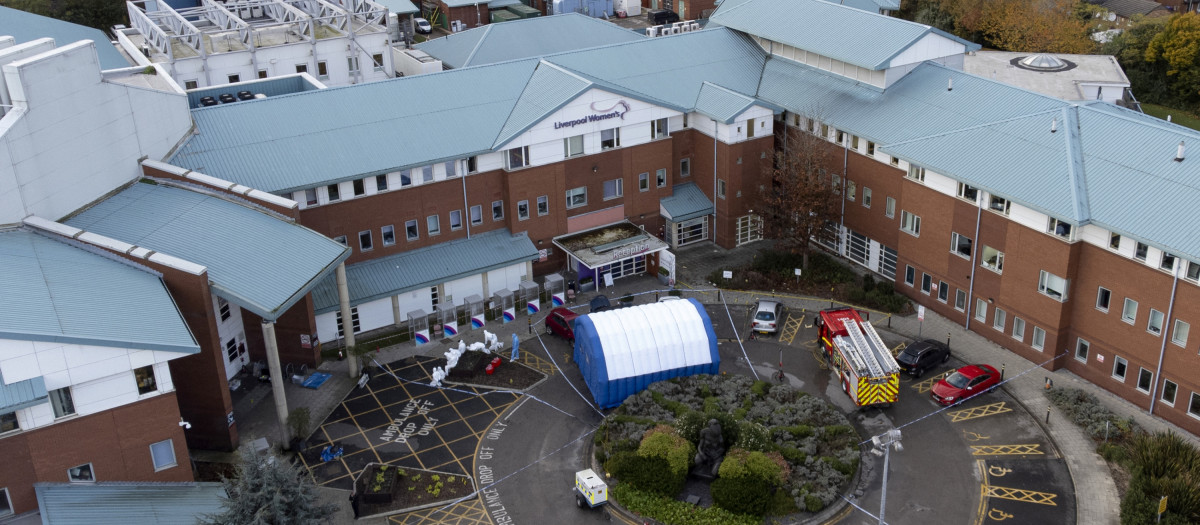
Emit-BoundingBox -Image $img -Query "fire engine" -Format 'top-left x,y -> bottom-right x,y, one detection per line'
818,307 -> 900,408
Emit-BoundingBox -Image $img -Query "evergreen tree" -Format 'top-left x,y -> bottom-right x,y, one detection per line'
200,447 -> 338,525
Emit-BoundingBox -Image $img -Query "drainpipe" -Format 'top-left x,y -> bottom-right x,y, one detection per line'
1148,263 -> 1180,415
964,198 -> 983,331
712,118 -> 718,245
461,164 -> 471,239
839,136 -> 847,255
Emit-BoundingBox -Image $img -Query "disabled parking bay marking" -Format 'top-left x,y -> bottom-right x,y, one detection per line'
949,401 -> 1012,422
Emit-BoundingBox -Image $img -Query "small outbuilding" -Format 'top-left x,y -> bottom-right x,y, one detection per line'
572,298 -> 719,408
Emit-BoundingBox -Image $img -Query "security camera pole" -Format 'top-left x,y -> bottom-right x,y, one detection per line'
871,428 -> 903,525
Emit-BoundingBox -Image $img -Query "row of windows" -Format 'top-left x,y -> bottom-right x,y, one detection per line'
1095,287 -> 1191,347
338,199 -> 523,251
315,159 -> 476,206
507,118 -> 672,170
904,265 -> 1051,352
183,54 -> 386,90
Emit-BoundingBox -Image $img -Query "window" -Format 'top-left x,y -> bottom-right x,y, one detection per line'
1075,338 -> 1089,362
1148,309 -> 1164,335
906,164 -> 925,182
421,165 -> 433,183
227,74 -> 240,83
900,211 -> 921,236
1191,392 -> 1200,418
445,160 -> 457,179
851,135 -> 860,149
327,183 -> 341,202
0,487 -> 10,516
217,297 -> 231,321
450,210 -> 463,230
372,53 -> 384,72
820,123 -> 829,137
1012,317 -> 1025,341
333,235 -> 347,246
134,365 -> 157,395
257,69 -> 267,79
405,220 -> 418,241
150,439 -> 177,471
835,129 -> 843,144
304,189 -> 318,206
951,232 -> 972,258
376,175 -> 388,192
747,118 -> 756,138
994,308 -> 1006,330
1135,242 -> 1149,261
566,187 -> 587,209
938,281 -> 948,302
955,289 -> 967,311
603,179 -> 623,200
1096,287 -> 1111,311
317,61 -> 329,79
470,205 -> 482,225
601,128 -> 620,150
1038,270 -> 1068,301
353,179 -> 365,196
885,197 -> 895,218
1137,368 -> 1153,393
564,135 -> 584,157
639,172 -> 649,191
295,63 -> 308,74
506,146 -> 530,169
400,169 -> 412,187
1188,261 -> 1200,281
225,338 -> 238,362
491,200 -> 504,220
536,195 -> 548,216
427,215 -> 441,236
1161,252 -> 1177,271
50,387 -> 75,418
680,158 -> 691,177
975,298 -> 987,321
1113,356 -> 1128,381
373,226 -> 392,248
1161,380 -> 1177,405
831,174 -> 841,193
862,187 -> 872,208
651,118 -> 668,139
0,413 -> 17,433
919,273 -> 931,294
846,181 -> 856,201
517,200 -> 530,220
988,195 -> 1011,215
1032,326 -> 1046,351
68,463 -> 95,483
1122,298 -> 1138,324
467,156 -> 478,173
956,183 -> 978,202
1172,319 -> 1190,347
335,306 -> 360,337
656,168 -> 667,188
904,265 -> 915,286
358,230 -> 373,251
981,246 -> 1004,273
184,80 -> 198,90
1048,218 -> 1073,240
348,56 -> 360,73
867,141 -> 876,155
1109,232 -> 1121,250
717,179 -> 727,199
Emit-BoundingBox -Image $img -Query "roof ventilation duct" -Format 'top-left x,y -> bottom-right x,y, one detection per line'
1175,141 -> 1185,162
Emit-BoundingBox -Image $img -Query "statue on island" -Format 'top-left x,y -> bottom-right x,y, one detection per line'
692,419 -> 726,478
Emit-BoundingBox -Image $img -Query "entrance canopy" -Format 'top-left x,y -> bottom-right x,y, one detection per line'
552,220 -> 668,270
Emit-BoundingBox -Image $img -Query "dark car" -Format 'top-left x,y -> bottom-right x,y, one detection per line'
545,307 -> 579,343
648,9 -> 680,25
895,339 -> 951,378
589,294 -> 612,313
930,364 -> 1001,406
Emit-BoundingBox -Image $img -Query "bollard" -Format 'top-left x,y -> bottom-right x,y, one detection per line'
946,332 -> 951,349
1045,406 -> 1051,424
888,316 -> 892,328
527,317 -> 532,334
1000,363 -> 1005,380
718,290 -> 723,302
655,292 -> 660,302
1044,377 -> 1053,390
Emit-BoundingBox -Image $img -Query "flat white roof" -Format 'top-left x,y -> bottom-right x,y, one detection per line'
964,51 -> 1130,102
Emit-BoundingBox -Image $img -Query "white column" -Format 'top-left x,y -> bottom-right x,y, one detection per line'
391,295 -> 402,327
261,321 -> 291,444
336,263 -> 359,377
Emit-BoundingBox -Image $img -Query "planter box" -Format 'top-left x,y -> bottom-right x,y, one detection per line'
579,280 -> 596,293
362,466 -> 398,505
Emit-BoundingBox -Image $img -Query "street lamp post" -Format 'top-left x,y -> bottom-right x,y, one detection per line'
871,428 -> 903,525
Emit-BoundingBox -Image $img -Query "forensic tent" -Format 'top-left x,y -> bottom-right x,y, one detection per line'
572,298 -> 719,408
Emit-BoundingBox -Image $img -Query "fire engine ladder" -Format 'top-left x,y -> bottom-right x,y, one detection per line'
841,318 -> 885,379
859,320 -> 900,374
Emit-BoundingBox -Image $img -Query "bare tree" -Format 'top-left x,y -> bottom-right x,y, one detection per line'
757,116 -> 842,270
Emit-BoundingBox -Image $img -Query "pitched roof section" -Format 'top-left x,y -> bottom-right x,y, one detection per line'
694,81 -> 759,123
710,0 -> 976,70
416,13 -> 645,69
374,0 -> 419,14
660,183 -> 715,222
35,482 -> 227,525
64,183 -> 350,321
0,6 -> 130,70
0,229 -> 199,353
493,62 -> 593,148
0,368 -> 48,413
170,60 -> 540,194
1100,0 -> 1166,17
310,229 -> 537,314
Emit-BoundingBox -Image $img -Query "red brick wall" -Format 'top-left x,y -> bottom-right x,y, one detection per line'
0,393 -> 193,515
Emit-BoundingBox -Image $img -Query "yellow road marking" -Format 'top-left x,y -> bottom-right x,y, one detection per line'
779,314 -> 804,345
971,444 -> 1044,456
949,402 -> 1012,422
983,485 -> 1058,506
911,371 -> 952,393
964,431 -> 991,442
987,508 -> 1016,521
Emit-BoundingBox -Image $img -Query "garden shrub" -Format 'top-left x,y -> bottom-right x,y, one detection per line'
734,421 -> 772,452
751,380 -> 770,398
611,484 -> 760,525
1046,387 -> 1140,441
639,425 -> 694,478
718,449 -> 790,486
805,494 -> 824,513
605,452 -> 678,497
711,475 -> 774,516
675,410 -> 707,443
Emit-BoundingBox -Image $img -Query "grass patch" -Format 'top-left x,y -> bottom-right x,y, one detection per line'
1142,103 -> 1200,132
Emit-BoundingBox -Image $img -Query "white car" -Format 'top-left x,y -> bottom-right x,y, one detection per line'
752,300 -> 783,333
414,17 -> 433,34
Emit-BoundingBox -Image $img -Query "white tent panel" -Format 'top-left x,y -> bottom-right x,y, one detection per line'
588,299 -> 711,380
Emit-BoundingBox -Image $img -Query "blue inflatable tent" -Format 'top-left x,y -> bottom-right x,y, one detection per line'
572,298 -> 719,408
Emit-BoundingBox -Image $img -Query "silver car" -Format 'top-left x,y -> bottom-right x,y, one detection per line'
752,300 -> 783,333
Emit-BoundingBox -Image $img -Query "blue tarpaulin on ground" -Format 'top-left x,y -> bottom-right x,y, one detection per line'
302,372 -> 331,389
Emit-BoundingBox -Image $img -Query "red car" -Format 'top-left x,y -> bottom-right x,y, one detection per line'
544,307 -> 579,344
930,364 -> 1001,406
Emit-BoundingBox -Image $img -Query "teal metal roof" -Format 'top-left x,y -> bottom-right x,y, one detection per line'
36,482 -> 226,525
695,81 -> 758,123
64,182 -> 350,321
0,229 -> 199,353
831,0 -> 900,12
493,62 -> 592,148
0,6 -> 131,70
375,0 -> 419,14
170,60 -> 540,194
710,0 -> 976,70
660,183 -> 714,222
0,369 -> 48,414
311,229 -> 537,314
416,14 -> 644,69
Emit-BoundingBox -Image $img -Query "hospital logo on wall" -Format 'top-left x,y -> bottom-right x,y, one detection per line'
553,100 -> 630,129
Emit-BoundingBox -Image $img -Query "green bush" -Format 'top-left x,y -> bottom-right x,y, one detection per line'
805,494 -> 825,513
718,449 -> 790,486
750,380 -> 771,398
734,421 -> 772,452
862,274 -> 875,292
712,475 -> 774,516
650,390 -> 690,417
1046,387 -> 1140,441
821,456 -> 857,477
639,426 -> 695,476
605,452 -> 679,497
611,484 -> 760,525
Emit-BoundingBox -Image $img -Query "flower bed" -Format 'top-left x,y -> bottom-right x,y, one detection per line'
356,465 -> 474,517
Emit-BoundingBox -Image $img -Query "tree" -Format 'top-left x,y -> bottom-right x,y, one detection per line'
5,0 -> 129,33
757,119 -> 841,271
1146,13 -> 1200,109
903,0 -> 1097,53
1104,15 -> 1173,106
200,447 -> 338,525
